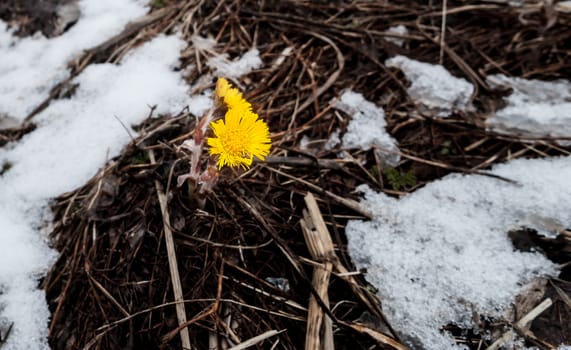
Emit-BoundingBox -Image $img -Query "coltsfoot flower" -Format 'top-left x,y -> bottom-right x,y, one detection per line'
207,78 -> 271,169
215,77 -> 250,112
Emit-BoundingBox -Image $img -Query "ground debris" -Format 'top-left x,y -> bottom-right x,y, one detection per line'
38,0 -> 571,349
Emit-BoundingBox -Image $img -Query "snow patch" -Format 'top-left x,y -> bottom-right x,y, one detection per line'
207,48 -> 263,78
486,74 -> 571,142
187,91 -> 213,118
346,156 -> 569,349
324,129 -> 341,150
386,25 -> 408,47
332,91 -> 399,166
0,34 -> 190,350
191,34 -> 216,51
0,0 -> 148,121
1,35 -> 189,200
386,55 -> 474,117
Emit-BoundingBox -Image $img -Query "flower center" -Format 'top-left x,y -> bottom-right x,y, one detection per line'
220,129 -> 248,156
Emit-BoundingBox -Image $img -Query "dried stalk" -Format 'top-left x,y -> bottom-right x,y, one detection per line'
300,192 -> 335,350
149,150 -> 192,350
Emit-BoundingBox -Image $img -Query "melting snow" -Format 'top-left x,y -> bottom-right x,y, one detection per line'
332,91 -> 400,166
386,55 -> 474,117
207,48 -> 263,79
346,156 -> 569,349
0,0 -> 148,121
0,34 -> 190,350
486,74 -> 571,142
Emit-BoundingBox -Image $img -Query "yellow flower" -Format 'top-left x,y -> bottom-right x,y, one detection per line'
215,77 -> 250,112
208,79 -> 271,169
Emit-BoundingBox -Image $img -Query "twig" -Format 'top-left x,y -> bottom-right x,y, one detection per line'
228,329 -> 285,350
439,0 -> 447,64
264,166 -> 373,218
485,298 -> 552,350
87,273 -> 130,317
96,298 -> 302,334
161,261 -> 224,344
47,223 -> 84,336
295,31 -> 344,115
222,275 -> 307,313
149,150 -> 192,350
398,151 -> 518,184
300,192 -> 335,350
82,331 -> 106,350
550,281 -> 571,311
0,323 -> 13,345
517,298 -> 552,328
262,156 -> 348,169
338,321 -> 409,350
227,189 -> 305,275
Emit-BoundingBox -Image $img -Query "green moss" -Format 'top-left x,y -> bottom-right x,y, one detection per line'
383,167 -> 417,191
440,140 -> 458,156
369,165 -> 380,179
129,151 -> 150,165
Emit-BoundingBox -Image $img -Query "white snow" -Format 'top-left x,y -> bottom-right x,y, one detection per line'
332,90 -> 400,166
386,55 -> 474,117
191,34 -> 216,52
346,156 -> 570,349
207,48 -> 263,78
324,129 -> 341,150
486,74 -> 571,142
0,0 -> 148,122
187,91 -> 213,118
0,34 -> 190,350
385,25 -> 408,47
